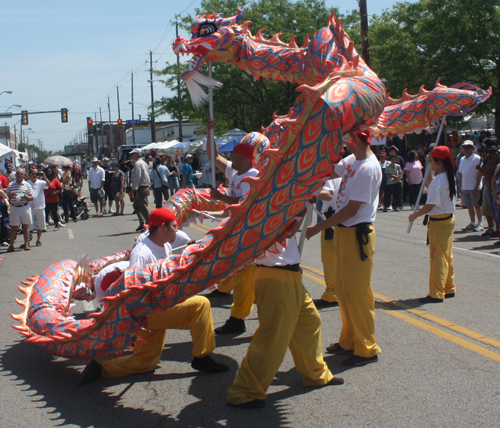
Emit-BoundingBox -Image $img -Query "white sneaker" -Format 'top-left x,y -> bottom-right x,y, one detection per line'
411,205 -> 415,210
59,222 -> 66,227
102,208 -> 107,214
474,223 -> 484,232
462,223 -> 475,231
109,207 -> 115,213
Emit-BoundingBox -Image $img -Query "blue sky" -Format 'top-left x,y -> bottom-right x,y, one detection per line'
0,0 -> 413,151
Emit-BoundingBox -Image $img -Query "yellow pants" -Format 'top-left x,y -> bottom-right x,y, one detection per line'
216,265 -> 255,319
100,296 -> 215,378
428,215 -> 456,299
320,229 -> 337,302
227,267 -> 333,405
333,226 -> 381,358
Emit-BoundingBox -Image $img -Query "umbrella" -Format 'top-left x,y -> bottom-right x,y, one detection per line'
43,155 -> 74,166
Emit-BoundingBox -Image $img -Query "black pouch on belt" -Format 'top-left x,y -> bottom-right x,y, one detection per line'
423,215 -> 429,226
356,223 -> 373,261
337,222 -> 373,261
324,207 -> 335,240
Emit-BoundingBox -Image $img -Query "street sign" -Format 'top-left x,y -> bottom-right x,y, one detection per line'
0,113 -> 13,118
126,119 -> 141,125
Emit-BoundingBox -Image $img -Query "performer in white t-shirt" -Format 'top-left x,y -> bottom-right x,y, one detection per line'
314,177 -> 342,307
135,228 -> 192,254
201,120 -> 260,335
80,208 -> 228,385
306,130 -> 382,367
227,235 -> 342,408
409,146 -> 456,303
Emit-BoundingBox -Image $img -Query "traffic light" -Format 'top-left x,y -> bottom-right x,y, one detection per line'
117,118 -> 123,130
87,117 -> 94,132
21,111 -> 28,125
61,108 -> 68,123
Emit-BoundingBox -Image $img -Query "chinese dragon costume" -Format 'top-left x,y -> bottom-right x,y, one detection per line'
12,10 -> 491,359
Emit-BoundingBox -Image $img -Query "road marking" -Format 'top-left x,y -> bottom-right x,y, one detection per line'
300,263 -> 500,362
452,244 -> 500,259
67,229 -> 74,240
373,292 -> 500,350
190,223 -> 209,234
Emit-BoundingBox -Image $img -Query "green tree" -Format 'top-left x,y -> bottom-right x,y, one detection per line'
369,0 -> 500,130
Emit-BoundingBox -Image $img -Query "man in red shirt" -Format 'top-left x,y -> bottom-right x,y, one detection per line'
0,172 -> 9,189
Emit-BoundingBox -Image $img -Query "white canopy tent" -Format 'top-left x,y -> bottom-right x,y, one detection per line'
0,145 -> 28,174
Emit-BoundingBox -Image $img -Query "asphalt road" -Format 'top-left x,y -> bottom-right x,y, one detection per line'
0,188 -> 499,428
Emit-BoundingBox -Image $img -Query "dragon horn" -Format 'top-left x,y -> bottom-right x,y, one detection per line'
214,8 -> 244,27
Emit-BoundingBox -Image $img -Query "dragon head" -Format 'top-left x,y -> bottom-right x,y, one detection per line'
173,9 -> 246,106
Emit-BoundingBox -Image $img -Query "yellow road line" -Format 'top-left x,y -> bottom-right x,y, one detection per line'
374,292 -> 500,349
189,223 -> 209,234
300,263 -> 500,362
193,223 -> 211,231
375,302 -> 500,363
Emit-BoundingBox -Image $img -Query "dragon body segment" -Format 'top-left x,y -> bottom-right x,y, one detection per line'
12,10 -> 490,359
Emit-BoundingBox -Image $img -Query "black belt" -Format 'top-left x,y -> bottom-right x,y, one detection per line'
255,263 -> 301,272
337,222 -> 373,261
324,207 -> 335,240
424,214 -> 453,245
12,203 -> 29,207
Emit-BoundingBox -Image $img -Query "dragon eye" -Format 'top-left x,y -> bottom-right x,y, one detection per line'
198,24 -> 216,37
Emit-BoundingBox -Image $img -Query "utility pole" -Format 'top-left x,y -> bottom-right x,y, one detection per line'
358,0 -> 371,68
94,112 -> 98,154
176,22 -> 183,142
99,108 -> 104,156
117,85 -> 122,150
131,72 -> 136,145
107,96 -> 113,154
149,50 -> 156,143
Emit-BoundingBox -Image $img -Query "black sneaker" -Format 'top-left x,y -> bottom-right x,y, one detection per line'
207,289 -> 231,298
445,293 -> 455,299
314,299 -> 339,308
341,354 -> 378,367
79,359 -> 102,385
326,343 -> 353,355
215,317 -> 246,335
419,296 -> 443,304
135,225 -> 145,232
191,355 -> 229,373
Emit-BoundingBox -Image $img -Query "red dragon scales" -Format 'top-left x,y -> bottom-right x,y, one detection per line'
12,10 -> 491,359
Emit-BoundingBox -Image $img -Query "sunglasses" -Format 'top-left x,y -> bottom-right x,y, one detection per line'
16,172 -> 24,176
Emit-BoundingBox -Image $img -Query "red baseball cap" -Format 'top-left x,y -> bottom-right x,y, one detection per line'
233,143 -> 255,160
148,208 -> 176,228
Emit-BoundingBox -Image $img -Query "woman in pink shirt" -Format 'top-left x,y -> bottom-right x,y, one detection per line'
404,151 -> 423,209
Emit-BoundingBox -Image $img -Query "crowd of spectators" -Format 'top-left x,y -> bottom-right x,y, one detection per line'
377,131 -> 500,245
0,158 -> 89,251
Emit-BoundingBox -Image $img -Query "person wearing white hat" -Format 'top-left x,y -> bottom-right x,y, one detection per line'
458,140 -> 483,232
